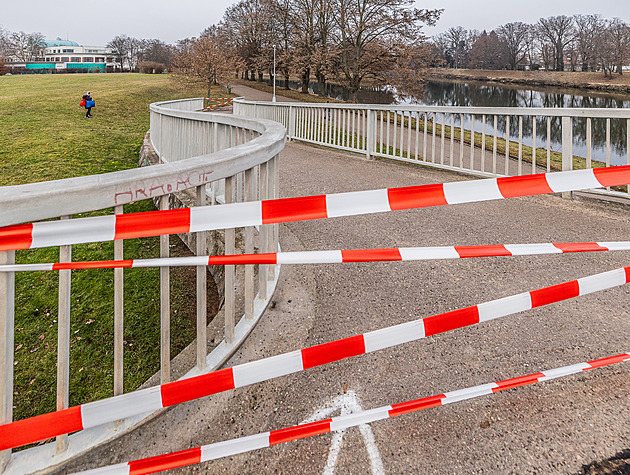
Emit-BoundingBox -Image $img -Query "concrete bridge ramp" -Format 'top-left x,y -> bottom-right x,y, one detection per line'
57,138 -> 629,474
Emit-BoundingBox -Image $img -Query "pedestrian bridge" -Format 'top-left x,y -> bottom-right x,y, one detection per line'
0,94 -> 629,473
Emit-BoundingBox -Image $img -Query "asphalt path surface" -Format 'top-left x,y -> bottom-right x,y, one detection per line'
56,86 -> 629,475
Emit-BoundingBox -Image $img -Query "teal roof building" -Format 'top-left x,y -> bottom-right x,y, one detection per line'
43,38 -> 80,48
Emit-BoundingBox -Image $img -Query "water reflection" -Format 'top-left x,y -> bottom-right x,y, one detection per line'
398,81 -> 629,166
263,78 -> 629,165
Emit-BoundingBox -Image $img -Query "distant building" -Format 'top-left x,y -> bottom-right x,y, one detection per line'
6,37 -> 117,73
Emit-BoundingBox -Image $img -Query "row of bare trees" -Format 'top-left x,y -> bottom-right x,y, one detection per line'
0,27 -> 46,62
173,0 -> 442,101
106,35 -> 176,72
433,15 -> 630,76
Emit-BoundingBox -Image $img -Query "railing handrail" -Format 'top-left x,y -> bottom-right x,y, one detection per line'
0,101 -> 286,227
1,98 -> 285,474
233,97 -> 630,118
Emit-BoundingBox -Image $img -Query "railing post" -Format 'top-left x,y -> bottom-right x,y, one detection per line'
114,206 -> 124,396
159,195 -> 170,383
56,216 -> 72,454
366,109 -> 373,160
0,250 -> 15,471
195,186 -> 207,371
288,105 -> 295,141
562,116 -> 573,199
244,168 -> 255,321
258,162 -> 269,300
224,176 -> 235,344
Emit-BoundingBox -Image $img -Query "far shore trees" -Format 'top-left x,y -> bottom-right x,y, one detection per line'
432,14 -> 630,77
469,31 -> 505,70
537,15 -> 574,72
495,22 -> 529,70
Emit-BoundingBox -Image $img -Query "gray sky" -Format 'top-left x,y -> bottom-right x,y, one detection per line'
1,0 -> 628,46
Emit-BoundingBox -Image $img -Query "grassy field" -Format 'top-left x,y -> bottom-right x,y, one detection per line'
0,73 -> 219,426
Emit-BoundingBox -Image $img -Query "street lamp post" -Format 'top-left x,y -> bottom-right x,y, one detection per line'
272,45 -> 277,103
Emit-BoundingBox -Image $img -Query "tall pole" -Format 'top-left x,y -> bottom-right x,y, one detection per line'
272,45 -> 277,103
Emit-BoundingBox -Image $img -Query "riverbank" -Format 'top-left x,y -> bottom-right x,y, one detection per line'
424,68 -> 630,95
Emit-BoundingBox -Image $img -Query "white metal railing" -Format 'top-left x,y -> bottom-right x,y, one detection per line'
234,98 -> 630,199
0,98 -> 286,474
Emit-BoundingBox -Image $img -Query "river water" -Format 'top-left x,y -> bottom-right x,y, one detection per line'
267,78 -> 630,165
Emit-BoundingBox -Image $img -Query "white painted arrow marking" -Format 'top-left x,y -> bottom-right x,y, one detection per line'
302,390 -> 385,475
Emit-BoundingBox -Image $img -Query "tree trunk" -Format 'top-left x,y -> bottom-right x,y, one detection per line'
316,71 -> 326,97
301,68 -> 310,94
284,71 -> 290,90
555,42 -> 564,71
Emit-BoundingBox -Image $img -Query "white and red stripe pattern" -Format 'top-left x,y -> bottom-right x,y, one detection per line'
0,241 -> 629,273
2,264 -> 629,451
202,98 -> 233,111
76,353 -> 630,475
1,166 -> 629,252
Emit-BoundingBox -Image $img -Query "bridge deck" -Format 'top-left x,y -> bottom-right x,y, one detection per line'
56,86 -> 629,474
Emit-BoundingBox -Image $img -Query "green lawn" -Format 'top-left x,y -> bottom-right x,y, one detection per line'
0,73 -> 216,426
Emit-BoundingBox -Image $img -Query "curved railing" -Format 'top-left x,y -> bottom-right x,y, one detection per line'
2,97 -> 629,473
234,98 -> 630,200
0,98 -> 286,473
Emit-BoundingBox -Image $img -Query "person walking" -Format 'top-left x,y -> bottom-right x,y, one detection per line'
82,91 -> 95,118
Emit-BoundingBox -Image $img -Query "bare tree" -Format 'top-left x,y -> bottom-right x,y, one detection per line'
9,31 -> 45,62
334,0 -> 441,101
139,39 -> 175,68
523,24 -> 540,69
0,26 -> 10,58
537,15 -> 574,71
495,22 -> 529,70
386,41 -> 442,99
469,30 -> 506,69
223,0 -> 276,81
107,35 -> 130,70
437,26 -> 478,69
172,33 -> 244,97
573,14 -> 605,71
606,18 -> 630,75
290,0 -> 319,93
127,37 -> 143,71
268,0 -> 295,89
312,0 -> 337,94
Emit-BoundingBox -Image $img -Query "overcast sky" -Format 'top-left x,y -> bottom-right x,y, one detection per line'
1,0 -> 628,46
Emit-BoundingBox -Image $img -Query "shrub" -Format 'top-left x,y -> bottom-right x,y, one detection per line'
138,61 -> 166,74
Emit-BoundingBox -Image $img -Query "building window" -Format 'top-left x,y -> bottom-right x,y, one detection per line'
83,57 -> 94,63
95,57 -> 105,63
63,49 -> 74,53
71,57 -> 81,62
56,57 -> 60,62
61,57 -> 69,62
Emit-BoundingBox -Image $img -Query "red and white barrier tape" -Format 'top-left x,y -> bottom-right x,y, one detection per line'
1,166 -> 629,252
203,98 -> 233,110
75,353 -> 630,474
1,241 -> 629,273
2,264 -> 629,451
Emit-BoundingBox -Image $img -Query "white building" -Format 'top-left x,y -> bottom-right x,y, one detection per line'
8,38 -> 117,72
